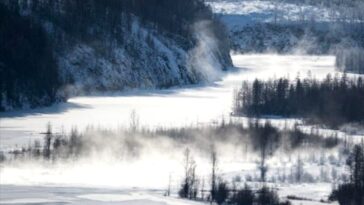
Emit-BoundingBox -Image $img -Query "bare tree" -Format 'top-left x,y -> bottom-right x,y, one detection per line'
43,122 -> 52,159
129,110 -> 140,132
250,121 -> 280,183
201,178 -> 205,200
166,173 -> 172,196
179,148 -> 198,199
210,145 -> 218,204
295,155 -> 304,183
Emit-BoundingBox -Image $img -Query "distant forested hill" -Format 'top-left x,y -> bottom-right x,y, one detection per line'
0,0 -> 232,111
208,0 -> 364,74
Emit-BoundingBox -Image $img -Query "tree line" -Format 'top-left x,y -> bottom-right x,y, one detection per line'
3,0 -> 218,40
234,75 -> 364,128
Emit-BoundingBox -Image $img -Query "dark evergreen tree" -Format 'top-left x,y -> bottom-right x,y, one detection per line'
330,144 -> 364,205
250,121 -> 281,182
214,180 -> 229,205
0,4 -> 59,111
231,184 -> 254,205
256,187 -> 280,205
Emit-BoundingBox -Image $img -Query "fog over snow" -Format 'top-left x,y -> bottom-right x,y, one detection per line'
2,1 -> 364,205
1,55 -> 361,205
0,54 -> 353,150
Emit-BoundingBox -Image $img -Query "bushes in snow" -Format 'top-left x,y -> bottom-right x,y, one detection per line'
214,180 -> 230,205
231,185 -> 254,205
330,144 -> 364,205
255,186 -> 281,205
176,147 -> 289,205
186,182 -> 290,205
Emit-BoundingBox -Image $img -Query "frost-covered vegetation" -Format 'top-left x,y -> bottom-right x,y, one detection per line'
1,120 -> 355,204
0,0 -> 232,111
329,144 -> 364,205
234,74 -> 364,128
1,121 -> 341,163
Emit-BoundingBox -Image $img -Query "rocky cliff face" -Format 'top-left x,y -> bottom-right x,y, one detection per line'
56,17 -> 231,97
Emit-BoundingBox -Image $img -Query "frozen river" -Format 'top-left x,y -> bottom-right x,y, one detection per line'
0,54 -> 353,205
0,54 -> 347,150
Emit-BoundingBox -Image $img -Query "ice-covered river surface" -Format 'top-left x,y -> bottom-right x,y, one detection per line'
0,54 -> 356,150
0,54 -> 359,205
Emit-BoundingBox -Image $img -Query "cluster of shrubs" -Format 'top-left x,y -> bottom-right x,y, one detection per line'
5,125 -> 83,161
6,0 -> 220,41
216,184 -> 292,205
330,144 -> 364,205
179,179 -> 291,205
177,145 -> 291,205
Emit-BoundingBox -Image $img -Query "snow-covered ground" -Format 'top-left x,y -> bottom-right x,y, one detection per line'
0,54 -> 362,205
0,185 -> 206,205
0,182 -> 339,205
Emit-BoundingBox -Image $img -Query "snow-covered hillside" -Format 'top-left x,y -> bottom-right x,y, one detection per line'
206,0 -> 360,54
57,18 -> 232,97
207,0 -> 334,30
0,1 -> 232,111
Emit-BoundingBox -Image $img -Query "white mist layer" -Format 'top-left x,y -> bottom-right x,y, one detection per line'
1,54 -> 363,190
0,139 -> 348,190
188,21 -> 224,82
0,156 -> 182,188
1,54 -> 352,150
0,139 -> 248,188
